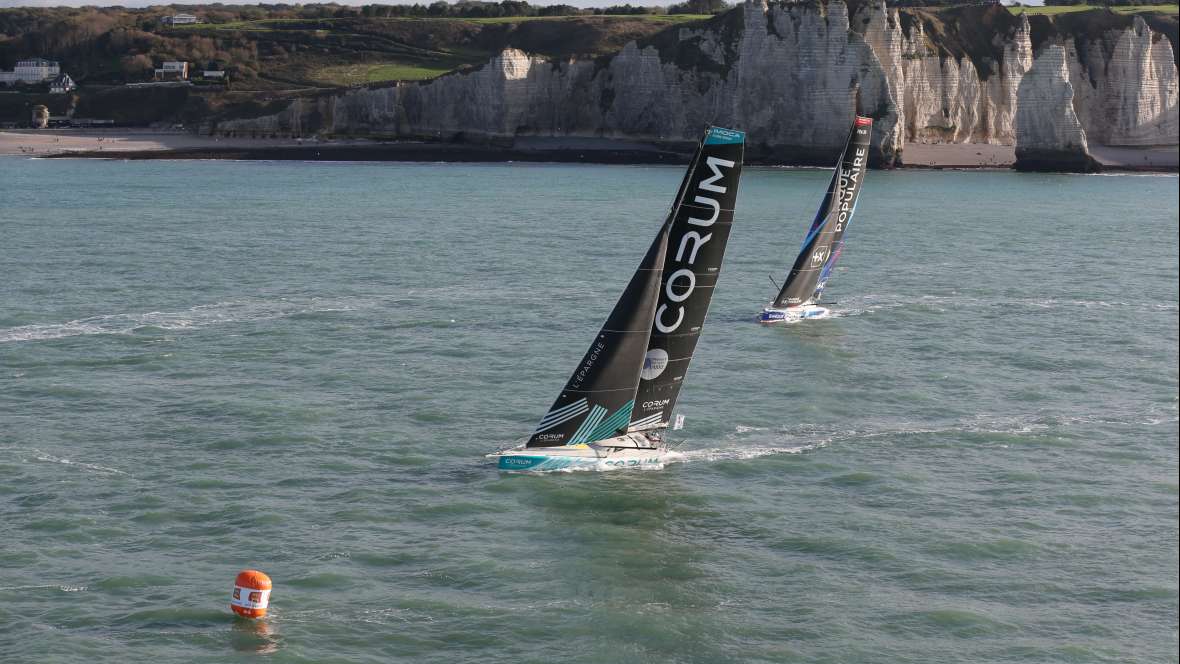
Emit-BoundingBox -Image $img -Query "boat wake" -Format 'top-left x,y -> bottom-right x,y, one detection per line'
828,293 -> 1178,318
667,423 -> 832,465
667,406 -> 1178,467
672,443 -> 824,463
0,297 -> 368,343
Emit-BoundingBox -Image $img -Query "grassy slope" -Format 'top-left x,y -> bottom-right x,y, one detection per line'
1010,4 -> 1178,15
312,61 -> 460,84
165,14 -> 710,86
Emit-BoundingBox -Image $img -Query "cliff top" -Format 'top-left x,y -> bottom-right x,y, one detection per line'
2,3 -> 1175,90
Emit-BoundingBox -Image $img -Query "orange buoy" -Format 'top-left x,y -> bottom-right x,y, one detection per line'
230,569 -> 272,619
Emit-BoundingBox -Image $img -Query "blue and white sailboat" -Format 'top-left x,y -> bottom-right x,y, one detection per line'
761,116 -> 872,323
489,126 -> 746,471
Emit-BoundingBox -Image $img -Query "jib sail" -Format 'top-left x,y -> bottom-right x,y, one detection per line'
772,117 -> 872,308
526,225 -> 669,448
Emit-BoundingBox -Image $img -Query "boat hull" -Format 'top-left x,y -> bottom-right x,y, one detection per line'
488,435 -> 678,472
759,303 -> 830,323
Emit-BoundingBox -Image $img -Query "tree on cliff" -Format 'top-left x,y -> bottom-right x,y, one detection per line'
668,0 -> 731,14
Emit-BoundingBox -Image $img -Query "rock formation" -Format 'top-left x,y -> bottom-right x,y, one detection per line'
1067,16 -> 1179,147
214,1 -> 1179,170
851,2 -> 1033,145
1015,44 -> 1099,172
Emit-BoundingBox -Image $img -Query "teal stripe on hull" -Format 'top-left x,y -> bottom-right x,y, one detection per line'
497,455 -> 598,472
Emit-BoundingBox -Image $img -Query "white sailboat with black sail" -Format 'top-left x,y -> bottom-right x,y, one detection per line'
488,126 -> 746,472
760,116 -> 872,323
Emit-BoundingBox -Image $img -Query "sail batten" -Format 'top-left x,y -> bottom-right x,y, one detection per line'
772,117 -> 872,309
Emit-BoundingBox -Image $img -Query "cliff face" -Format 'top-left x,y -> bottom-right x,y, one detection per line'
222,1 -> 901,164
1066,16 -> 1179,146
852,3 -> 1032,145
1015,44 -> 1098,172
851,2 -> 1177,156
215,1 -> 1179,167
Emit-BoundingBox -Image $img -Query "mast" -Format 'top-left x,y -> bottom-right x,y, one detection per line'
772,116 -> 872,308
628,126 -> 746,432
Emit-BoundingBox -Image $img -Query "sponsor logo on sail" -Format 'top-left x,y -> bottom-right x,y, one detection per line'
655,154 -> 736,334
640,348 -> 669,380
832,147 -> 866,233
569,340 -> 606,390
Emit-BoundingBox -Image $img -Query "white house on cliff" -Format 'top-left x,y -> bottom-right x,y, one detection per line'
0,58 -> 61,85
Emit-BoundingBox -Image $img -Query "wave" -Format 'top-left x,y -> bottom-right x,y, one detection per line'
827,294 -> 1178,317
29,449 -> 126,475
0,584 -> 87,593
0,297 -> 369,343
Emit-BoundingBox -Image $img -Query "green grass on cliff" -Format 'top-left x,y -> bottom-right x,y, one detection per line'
311,61 -> 461,85
1009,4 -> 1178,15
163,13 -> 709,88
168,14 -> 711,30
461,13 -> 710,23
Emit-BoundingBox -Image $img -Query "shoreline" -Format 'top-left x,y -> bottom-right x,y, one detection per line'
3,130 -> 1177,172
35,143 -> 691,165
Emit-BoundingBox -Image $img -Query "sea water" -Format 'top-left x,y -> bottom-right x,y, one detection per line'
1,157 -> 1176,663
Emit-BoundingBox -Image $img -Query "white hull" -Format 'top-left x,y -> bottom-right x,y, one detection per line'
759,303 -> 830,324
488,433 -> 679,472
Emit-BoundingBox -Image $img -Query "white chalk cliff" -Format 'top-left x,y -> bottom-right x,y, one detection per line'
1016,44 -> 1095,170
216,1 -> 1179,168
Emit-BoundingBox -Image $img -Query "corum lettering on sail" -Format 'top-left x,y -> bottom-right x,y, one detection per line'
631,132 -> 745,432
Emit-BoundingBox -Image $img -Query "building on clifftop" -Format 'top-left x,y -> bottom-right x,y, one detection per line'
0,58 -> 61,86
162,14 -> 200,25
154,61 -> 189,81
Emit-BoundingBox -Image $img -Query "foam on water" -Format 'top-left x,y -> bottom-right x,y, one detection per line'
821,293 -> 1180,318
0,297 -> 368,343
29,449 -> 126,475
0,584 -> 88,593
673,443 -> 824,463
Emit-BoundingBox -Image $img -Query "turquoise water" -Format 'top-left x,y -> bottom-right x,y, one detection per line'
0,157 -> 1176,663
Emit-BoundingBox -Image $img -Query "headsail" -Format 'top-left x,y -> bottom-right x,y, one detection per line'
629,126 -> 746,432
772,117 -> 872,308
527,226 -> 669,448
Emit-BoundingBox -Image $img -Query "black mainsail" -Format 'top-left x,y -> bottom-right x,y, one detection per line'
628,127 -> 746,432
772,117 -> 872,308
528,126 -> 746,446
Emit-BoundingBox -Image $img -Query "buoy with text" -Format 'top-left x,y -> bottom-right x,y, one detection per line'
230,569 -> 272,619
